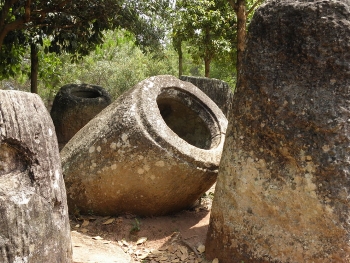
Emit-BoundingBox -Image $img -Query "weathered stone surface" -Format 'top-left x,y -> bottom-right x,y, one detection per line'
50,83 -> 111,150
206,1 -> 350,262
0,90 -> 72,262
180,75 -> 233,117
61,75 -> 227,216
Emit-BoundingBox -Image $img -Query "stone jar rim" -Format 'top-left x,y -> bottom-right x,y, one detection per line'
61,83 -> 108,101
134,75 -> 228,171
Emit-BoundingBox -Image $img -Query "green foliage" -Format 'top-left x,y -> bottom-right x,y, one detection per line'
1,28 -> 237,105
171,0 -> 237,76
37,39 -> 63,89
210,49 -> 237,87
130,218 -> 141,233
57,30 -> 178,100
0,33 -> 27,80
0,0 -> 169,80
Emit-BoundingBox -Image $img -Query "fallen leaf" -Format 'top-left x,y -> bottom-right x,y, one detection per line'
136,237 -> 148,245
181,252 -> 188,261
179,245 -> 187,255
92,236 -> 103,240
102,218 -> 115,225
137,253 -> 149,259
81,220 -> 89,227
150,249 -> 162,255
80,228 -> 88,233
175,251 -> 182,258
172,259 -> 180,263
212,258 -> 219,263
197,244 -> 205,253
74,224 -> 80,228
168,244 -> 178,253
158,256 -> 168,261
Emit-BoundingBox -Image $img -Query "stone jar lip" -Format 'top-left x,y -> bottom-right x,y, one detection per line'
135,75 -> 228,171
60,83 -> 109,101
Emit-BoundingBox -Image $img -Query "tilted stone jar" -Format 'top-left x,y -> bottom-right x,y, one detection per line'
61,75 -> 227,216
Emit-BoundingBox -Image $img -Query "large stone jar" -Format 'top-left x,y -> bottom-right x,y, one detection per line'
50,83 -> 111,150
0,90 -> 72,263
61,75 -> 227,216
206,0 -> 350,262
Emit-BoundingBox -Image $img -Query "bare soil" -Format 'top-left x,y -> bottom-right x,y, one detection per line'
70,186 -> 216,263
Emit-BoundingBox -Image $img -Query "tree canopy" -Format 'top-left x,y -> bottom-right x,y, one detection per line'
171,0 -> 264,83
0,0 -> 265,94
172,0 -> 236,78
0,0 -> 169,80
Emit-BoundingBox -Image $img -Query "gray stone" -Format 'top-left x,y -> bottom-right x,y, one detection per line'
180,76 -> 233,117
0,90 -> 72,263
206,0 -> 350,262
50,84 -> 112,150
61,75 -> 227,216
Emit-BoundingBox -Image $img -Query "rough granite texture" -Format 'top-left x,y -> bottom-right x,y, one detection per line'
61,75 -> 227,216
0,90 -> 72,263
206,0 -> 350,262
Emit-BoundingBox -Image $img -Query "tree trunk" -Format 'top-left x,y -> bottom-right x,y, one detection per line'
30,43 -> 38,94
235,0 -> 247,91
178,45 -> 183,78
204,27 -> 211,78
204,57 -> 211,78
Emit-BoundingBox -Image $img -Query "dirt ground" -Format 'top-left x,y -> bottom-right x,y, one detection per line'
70,185 -> 217,263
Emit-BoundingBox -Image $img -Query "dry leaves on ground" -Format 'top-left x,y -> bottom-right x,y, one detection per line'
117,232 -> 209,263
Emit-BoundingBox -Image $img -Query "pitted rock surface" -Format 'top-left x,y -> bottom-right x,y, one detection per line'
206,1 -> 350,262
61,75 -> 227,216
0,90 -> 72,263
180,76 -> 233,117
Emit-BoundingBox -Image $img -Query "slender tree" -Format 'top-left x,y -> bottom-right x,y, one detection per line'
172,0 -> 236,78
30,43 -> 38,93
228,0 -> 265,89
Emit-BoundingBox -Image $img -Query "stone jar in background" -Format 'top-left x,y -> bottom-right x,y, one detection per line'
50,83 -> 112,150
0,90 -> 72,263
61,75 -> 227,216
180,75 -> 234,117
206,0 -> 350,262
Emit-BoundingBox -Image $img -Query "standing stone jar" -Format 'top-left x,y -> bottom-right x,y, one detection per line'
50,83 -> 111,150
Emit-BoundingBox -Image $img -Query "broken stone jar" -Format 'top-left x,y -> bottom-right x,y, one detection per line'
61,75 -> 228,216
50,83 -> 111,150
0,90 -> 72,263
